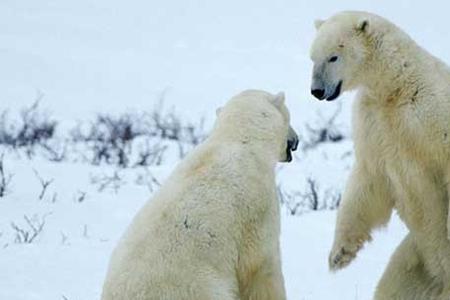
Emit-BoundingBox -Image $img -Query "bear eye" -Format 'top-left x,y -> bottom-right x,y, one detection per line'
329,56 -> 338,63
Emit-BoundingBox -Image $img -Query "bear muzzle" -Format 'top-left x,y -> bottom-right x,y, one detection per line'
325,80 -> 343,101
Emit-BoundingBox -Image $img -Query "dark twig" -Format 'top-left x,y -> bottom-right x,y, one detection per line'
0,154 -> 13,197
33,169 -> 54,200
10,213 -> 50,243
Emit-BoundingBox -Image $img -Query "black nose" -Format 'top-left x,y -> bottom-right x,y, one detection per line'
311,89 -> 325,100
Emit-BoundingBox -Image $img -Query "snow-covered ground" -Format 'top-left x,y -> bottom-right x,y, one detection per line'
0,138 -> 408,300
0,155 -> 407,300
1,0 -> 446,299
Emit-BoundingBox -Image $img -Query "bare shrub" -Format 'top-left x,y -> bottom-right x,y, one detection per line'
71,103 -> 206,167
0,97 -> 206,167
277,187 -> 305,216
145,102 -> 206,158
302,105 -> 345,151
71,113 -> 140,167
33,169 -> 54,200
0,154 -> 13,198
51,192 -> 58,203
90,170 -> 125,193
60,232 -> 69,245
278,177 -> 341,215
135,168 -> 161,192
40,141 -> 67,162
83,224 -> 89,238
134,141 -> 168,167
11,213 -> 50,244
305,177 -> 320,210
0,98 -> 57,157
74,190 -> 87,203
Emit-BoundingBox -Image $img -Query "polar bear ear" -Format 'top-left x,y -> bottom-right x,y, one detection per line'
216,107 -> 223,116
314,19 -> 325,30
272,92 -> 285,108
356,18 -> 369,32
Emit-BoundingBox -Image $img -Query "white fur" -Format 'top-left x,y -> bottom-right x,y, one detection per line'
101,90 -> 290,300
311,11 -> 450,299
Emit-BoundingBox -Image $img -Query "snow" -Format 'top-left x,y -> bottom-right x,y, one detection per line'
0,148 -> 407,300
0,0 -> 443,299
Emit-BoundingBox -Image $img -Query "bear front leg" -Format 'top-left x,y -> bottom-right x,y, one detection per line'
329,164 -> 394,271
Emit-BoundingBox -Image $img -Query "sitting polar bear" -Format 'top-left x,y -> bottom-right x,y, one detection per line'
310,11 -> 450,299
101,90 -> 298,300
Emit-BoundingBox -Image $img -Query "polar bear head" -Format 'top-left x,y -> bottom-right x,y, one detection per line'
310,11 -> 381,101
213,90 -> 298,163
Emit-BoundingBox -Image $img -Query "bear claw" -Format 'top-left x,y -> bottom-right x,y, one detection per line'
328,237 -> 367,271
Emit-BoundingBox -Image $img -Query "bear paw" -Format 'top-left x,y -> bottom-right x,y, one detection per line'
328,235 -> 369,271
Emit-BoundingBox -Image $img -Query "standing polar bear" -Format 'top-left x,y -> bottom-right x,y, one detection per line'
310,11 -> 450,299
101,90 -> 298,300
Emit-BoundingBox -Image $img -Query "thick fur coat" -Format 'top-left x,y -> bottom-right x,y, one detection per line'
311,11 -> 450,299
101,90 -> 297,300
